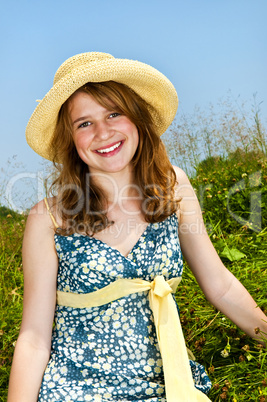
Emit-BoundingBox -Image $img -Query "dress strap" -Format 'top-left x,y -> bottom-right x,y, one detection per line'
44,197 -> 59,229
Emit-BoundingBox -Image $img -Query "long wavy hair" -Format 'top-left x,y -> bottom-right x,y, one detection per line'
50,81 -> 179,235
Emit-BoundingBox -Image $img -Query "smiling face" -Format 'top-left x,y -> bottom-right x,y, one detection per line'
68,91 -> 139,176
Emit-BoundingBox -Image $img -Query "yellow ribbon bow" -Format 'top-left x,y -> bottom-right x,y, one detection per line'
57,276 -> 211,401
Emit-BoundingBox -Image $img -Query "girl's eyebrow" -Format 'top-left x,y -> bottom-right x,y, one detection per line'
73,116 -> 91,125
72,108 -> 120,125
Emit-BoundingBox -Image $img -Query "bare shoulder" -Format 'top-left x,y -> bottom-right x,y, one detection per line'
172,165 -> 197,201
22,197 -> 59,271
25,197 -> 57,233
23,198 -> 58,255
22,198 -> 58,306
19,199 -> 59,352
172,165 -> 190,184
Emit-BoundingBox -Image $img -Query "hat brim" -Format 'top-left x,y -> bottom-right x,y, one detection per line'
26,56 -> 178,162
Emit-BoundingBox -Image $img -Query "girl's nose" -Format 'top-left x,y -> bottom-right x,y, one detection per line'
95,121 -> 113,141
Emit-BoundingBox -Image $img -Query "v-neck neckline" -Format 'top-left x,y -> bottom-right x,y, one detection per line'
55,214 -> 175,260
56,220 -> 154,260
90,221 -> 153,259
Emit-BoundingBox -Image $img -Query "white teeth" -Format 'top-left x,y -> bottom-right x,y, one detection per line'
97,141 -> 121,154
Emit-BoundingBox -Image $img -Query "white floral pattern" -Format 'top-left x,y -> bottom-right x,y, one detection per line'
38,214 -> 211,401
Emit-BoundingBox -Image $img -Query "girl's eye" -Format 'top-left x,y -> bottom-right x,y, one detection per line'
109,112 -> 120,118
78,121 -> 91,128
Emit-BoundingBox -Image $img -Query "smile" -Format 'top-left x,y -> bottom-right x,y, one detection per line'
96,141 -> 122,154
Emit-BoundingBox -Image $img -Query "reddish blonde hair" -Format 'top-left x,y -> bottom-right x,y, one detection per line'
50,81 -> 179,235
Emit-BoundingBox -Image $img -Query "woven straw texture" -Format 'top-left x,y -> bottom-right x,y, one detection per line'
26,52 -> 178,162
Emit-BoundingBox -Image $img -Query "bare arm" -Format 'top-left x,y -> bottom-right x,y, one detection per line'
174,166 -> 267,344
8,199 -> 58,402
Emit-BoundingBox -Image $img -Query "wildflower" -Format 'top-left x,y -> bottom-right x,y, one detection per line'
221,336 -> 231,358
208,366 -> 214,374
242,344 -> 253,360
207,195 -> 212,198
224,380 -> 231,388
220,349 -> 229,358
241,173 -> 247,178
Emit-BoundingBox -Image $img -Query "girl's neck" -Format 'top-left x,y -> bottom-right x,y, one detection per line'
90,165 -> 139,204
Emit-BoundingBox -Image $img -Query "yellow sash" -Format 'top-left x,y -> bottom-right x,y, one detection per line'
57,276 -> 211,401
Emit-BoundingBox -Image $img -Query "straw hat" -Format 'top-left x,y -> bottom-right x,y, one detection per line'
26,52 -> 178,162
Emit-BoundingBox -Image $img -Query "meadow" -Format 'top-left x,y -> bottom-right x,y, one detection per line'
0,95 -> 267,401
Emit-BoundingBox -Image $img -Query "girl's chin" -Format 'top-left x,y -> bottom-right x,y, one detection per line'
88,162 -> 133,175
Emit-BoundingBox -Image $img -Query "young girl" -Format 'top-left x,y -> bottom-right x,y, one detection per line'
8,52 -> 267,402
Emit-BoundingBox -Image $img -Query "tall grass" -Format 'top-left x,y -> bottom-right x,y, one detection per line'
0,209 -> 25,400
0,95 -> 267,401
178,161 -> 267,400
162,94 -> 267,401
163,93 -> 267,175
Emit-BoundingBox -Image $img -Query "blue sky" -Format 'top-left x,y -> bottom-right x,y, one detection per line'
0,0 -> 266,209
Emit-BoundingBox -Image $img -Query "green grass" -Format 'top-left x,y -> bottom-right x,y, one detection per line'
178,233 -> 267,401
0,208 -> 25,401
0,152 -> 267,401
178,152 -> 267,401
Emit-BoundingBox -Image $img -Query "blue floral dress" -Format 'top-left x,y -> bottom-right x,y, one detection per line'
38,213 -> 211,401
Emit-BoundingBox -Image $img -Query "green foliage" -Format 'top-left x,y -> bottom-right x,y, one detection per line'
176,151 -> 267,401
191,150 -> 267,234
0,206 -> 20,219
0,210 -> 25,401
178,231 -> 267,401
163,94 -> 267,399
